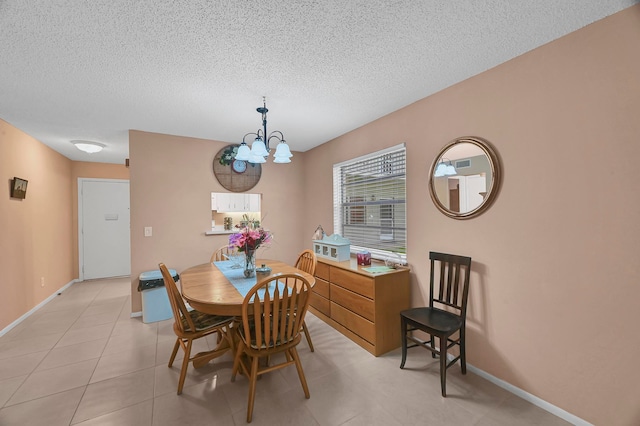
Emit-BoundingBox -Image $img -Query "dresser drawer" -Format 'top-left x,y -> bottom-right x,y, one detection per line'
330,268 -> 374,299
310,292 -> 330,316
312,277 -> 329,299
331,302 -> 375,344
315,262 -> 330,281
331,284 -> 375,322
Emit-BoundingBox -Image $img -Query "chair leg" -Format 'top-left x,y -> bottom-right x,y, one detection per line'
221,324 -> 235,357
168,338 -> 180,368
246,356 -> 260,423
290,348 -> 310,398
439,335 -> 447,397
400,316 -> 407,369
460,328 -> 466,375
177,339 -> 192,395
302,321 -> 314,352
430,335 -> 436,358
231,341 -> 245,382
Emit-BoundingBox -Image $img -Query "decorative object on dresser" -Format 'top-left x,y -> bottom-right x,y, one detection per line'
309,257 -> 410,356
312,224 -> 325,240
312,233 -> 350,262
356,251 -> 371,266
400,251 -> 472,397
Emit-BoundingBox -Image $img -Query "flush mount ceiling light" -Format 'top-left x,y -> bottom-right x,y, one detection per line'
234,97 -> 293,164
71,140 -> 105,153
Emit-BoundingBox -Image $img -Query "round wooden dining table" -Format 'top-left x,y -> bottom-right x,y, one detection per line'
179,259 -> 315,368
180,259 -> 315,317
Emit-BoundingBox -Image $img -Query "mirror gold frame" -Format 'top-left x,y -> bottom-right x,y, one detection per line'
428,136 -> 501,219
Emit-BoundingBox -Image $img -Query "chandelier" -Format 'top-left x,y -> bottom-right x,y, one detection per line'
234,97 -> 293,164
433,158 -> 457,177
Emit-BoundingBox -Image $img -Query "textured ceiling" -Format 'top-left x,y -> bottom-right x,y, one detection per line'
0,1 -> 636,164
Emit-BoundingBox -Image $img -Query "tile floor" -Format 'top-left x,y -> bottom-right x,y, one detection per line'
0,277 -> 571,425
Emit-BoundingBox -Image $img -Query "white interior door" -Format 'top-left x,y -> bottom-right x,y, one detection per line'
450,174 -> 486,213
465,174 -> 487,211
79,179 -> 131,280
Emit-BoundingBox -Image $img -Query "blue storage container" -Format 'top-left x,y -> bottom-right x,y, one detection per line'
138,269 -> 178,323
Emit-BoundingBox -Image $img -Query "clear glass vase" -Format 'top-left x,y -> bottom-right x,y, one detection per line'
244,249 -> 256,278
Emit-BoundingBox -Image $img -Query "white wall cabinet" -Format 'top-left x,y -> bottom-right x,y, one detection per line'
247,194 -> 260,212
211,192 -> 260,212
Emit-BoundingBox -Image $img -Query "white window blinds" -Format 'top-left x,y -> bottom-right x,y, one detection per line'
333,144 -> 406,260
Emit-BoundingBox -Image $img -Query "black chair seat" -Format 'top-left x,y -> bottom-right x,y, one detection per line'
401,307 -> 462,334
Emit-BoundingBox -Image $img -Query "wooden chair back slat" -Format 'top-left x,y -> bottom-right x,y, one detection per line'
284,277 -> 297,338
452,261 -> 461,306
429,252 -> 472,315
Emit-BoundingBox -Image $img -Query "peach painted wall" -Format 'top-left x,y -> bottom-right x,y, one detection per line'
70,162 -> 129,278
303,6 -> 640,425
3,8 -> 635,422
0,119 -> 74,329
128,130 -> 307,313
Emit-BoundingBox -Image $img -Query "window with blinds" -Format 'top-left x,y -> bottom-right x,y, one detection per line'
333,144 -> 406,261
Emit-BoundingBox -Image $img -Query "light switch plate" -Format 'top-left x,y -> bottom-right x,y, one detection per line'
144,227 -> 152,237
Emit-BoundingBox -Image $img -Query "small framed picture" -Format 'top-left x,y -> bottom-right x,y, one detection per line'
10,177 -> 28,199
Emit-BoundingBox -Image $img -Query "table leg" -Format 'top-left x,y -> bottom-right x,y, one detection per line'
192,323 -> 239,368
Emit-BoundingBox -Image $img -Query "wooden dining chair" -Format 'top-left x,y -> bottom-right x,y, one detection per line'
210,244 -> 238,263
231,273 -> 312,423
294,249 -> 317,352
158,263 -> 235,395
399,251 -> 472,397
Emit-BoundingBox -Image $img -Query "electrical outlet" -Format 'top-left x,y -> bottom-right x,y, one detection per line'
40,277 -> 45,287
144,226 -> 152,237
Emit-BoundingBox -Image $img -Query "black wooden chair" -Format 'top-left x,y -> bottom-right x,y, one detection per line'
400,251 -> 472,397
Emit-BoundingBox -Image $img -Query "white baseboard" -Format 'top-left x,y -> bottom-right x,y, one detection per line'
465,362 -> 591,426
0,279 -> 78,337
130,311 -> 142,318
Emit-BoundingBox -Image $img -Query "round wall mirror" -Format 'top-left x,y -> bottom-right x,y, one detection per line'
428,136 -> 501,219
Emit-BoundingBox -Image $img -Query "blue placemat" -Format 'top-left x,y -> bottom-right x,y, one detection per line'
214,260 -> 290,300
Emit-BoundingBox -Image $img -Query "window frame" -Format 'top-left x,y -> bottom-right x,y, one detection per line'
333,143 -> 406,262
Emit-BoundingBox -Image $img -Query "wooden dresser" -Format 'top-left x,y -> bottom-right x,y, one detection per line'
309,257 -> 410,356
